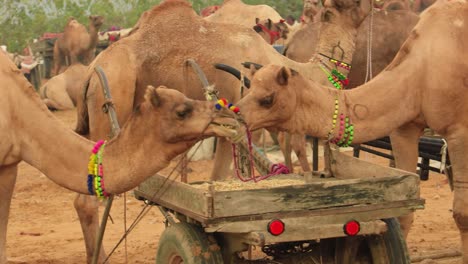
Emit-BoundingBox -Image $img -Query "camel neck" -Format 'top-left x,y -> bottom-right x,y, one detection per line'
266,22 -> 356,88
314,23 -> 356,67
13,77 -> 94,194
12,74 -> 172,196
294,65 -> 420,143
98,118 -> 174,194
87,23 -> 100,50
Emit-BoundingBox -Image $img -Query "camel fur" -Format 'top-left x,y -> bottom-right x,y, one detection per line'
53,16 -> 104,76
39,63 -> 87,110
237,1 -> 468,262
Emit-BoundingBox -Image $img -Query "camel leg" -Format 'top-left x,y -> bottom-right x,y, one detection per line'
278,132 -> 294,172
211,137 -> 233,181
74,194 -> 107,264
292,134 -> 311,172
446,135 -> 468,263
0,164 -> 18,264
389,123 -> 423,238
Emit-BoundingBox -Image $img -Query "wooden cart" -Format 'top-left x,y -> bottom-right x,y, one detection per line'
134,145 -> 424,264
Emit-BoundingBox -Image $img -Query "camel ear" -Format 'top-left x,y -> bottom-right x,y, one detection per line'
145,85 -> 162,107
267,19 -> 272,29
276,67 -> 291,86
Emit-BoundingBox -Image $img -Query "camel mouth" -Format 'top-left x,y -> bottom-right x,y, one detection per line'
209,118 -> 243,142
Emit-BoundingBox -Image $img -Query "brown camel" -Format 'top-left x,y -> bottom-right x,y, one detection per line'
412,0 -> 436,12
253,18 -> 290,45
236,1 -> 468,262
70,0 -> 370,261
345,10 -> 419,87
0,50 -> 240,263
53,15 -> 104,76
39,63 -> 87,110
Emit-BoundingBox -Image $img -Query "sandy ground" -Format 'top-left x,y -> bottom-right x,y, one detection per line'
5,109 -> 461,263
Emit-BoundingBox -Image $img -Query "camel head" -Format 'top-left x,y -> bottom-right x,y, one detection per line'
89,15 -> 104,29
134,85 -> 241,145
302,0 -> 323,23
108,32 -> 121,44
236,65 -> 299,132
200,5 -> 220,17
253,18 -> 290,44
321,0 -> 372,28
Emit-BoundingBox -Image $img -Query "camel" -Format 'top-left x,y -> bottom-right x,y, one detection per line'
52,15 -> 104,76
200,5 -> 220,17
280,8 -> 418,172
253,18 -> 305,46
0,50 -> 240,264
204,0 -> 283,28
253,18 -> 290,45
344,10 -> 419,87
70,0 -> 371,261
412,0 -> 436,12
235,1 -> 468,262
39,63 -> 87,110
303,0 -> 323,23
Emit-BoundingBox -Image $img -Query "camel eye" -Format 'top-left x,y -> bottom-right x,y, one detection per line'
176,104 -> 193,120
259,94 -> 274,108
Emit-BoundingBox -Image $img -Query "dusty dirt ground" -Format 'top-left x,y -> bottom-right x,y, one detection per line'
6,109 -> 461,264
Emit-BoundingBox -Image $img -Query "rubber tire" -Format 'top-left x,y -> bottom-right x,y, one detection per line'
156,222 -> 224,264
382,218 -> 411,264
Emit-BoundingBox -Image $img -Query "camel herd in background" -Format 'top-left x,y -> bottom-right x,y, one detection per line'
5,0 -> 468,263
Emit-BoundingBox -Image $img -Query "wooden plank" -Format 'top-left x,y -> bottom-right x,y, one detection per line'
212,174 -> 419,218
205,199 -> 423,232
328,146 -> 417,180
135,174 -> 211,218
218,220 -> 388,246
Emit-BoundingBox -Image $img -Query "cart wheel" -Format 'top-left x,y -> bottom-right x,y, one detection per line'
156,222 -> 224,264
335,218 -> 410,264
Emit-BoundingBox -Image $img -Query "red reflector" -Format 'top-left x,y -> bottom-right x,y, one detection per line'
267,219 -> 285,236
344,220 -> 360,236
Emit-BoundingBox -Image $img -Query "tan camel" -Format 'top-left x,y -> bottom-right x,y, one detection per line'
0,50 -> 240,263
236,1 -> 468,262
39,63 -> 87,110
205,0 -> 283,28
70,0 -> 370,261
303,0 -> 322,23
53,15 -> 104,76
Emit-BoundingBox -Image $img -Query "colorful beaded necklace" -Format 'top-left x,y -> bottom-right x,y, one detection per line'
318,53 -> 352,71
87,140 -> 109,199
328,97 -> 355,147
317,59 -> 350,89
